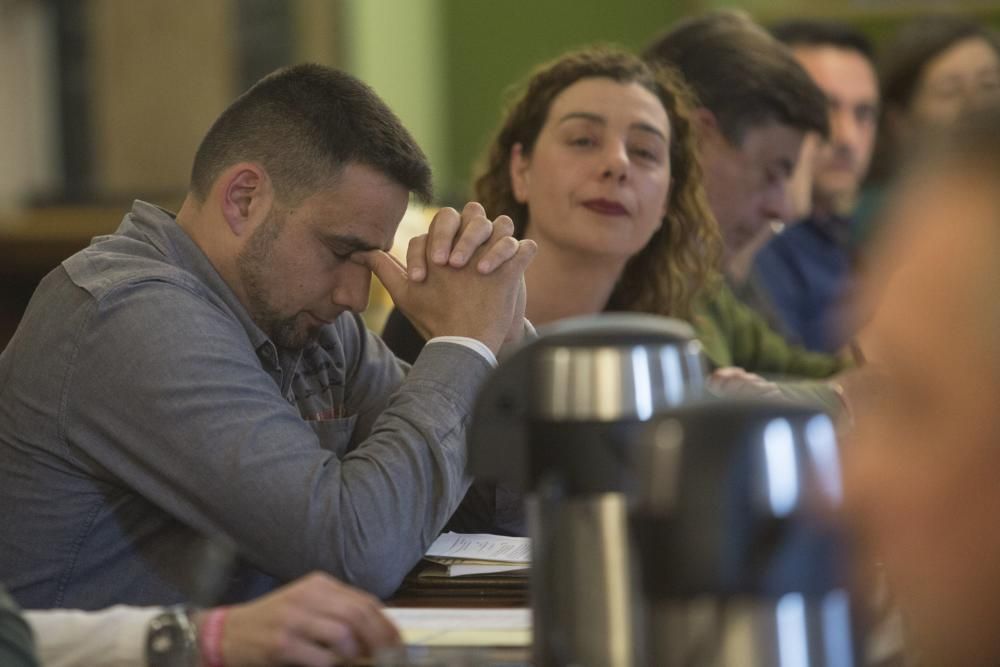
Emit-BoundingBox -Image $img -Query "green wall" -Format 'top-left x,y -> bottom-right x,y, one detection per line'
344,0 -> 450,195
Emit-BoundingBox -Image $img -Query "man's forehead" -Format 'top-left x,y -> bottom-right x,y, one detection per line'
738,119 -> 803,144
306,165 -> 409,249
318,229 -> 393,253
792,44 -> 874,72
793,46 -> 879,102
736,121 -> 804,169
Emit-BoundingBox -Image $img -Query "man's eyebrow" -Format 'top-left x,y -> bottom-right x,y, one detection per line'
557,112 -> 667,142
322,233 -> 386,253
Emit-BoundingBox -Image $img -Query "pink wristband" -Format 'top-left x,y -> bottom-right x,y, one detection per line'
199,607 -> 229,667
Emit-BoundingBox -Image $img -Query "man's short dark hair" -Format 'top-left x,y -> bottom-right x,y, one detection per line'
190,63 -> 432,204
770,19 -> 875,64
644,10 -> 830,145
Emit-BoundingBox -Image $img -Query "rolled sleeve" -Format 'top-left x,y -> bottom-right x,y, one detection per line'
26,606 -> 158,667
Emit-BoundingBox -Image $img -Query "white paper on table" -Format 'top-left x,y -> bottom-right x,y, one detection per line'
385,607 -> 531,647
424,532 -> 530,563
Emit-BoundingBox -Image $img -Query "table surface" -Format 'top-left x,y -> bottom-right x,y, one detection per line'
379,561 -> 532,664
0,206 -> 125,279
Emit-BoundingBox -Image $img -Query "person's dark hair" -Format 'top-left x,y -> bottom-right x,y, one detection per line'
880,15 -> 1000,113
190,63 -> 432,204
643,10 -> 830,144
474,46 -> 721,319
770,19 -> 875,64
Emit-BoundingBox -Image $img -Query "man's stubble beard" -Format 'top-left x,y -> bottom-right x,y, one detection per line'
236,211 -> 317,350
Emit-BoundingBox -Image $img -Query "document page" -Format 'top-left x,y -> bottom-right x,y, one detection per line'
425,532 -> 530,563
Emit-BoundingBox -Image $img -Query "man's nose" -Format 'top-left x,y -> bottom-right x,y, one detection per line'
761,180 -> 793,223
830,108 -> 861,157
331,262 -> 372,314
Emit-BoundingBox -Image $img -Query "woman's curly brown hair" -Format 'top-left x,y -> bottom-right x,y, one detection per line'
473,46 -> 721,319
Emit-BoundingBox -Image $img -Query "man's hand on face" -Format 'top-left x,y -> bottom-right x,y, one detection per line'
358,202 -> 536,355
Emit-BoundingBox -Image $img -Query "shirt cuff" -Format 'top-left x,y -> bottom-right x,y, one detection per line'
427,336 -> 497,367
26,605 -> 161,667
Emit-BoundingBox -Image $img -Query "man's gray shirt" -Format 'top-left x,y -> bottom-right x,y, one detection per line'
0,201 -> 493,608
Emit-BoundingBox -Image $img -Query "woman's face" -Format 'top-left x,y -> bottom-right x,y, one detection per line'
909,37 -> 1000,127
510,77 -> 672,262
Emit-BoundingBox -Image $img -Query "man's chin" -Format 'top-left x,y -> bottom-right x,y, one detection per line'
816,176 -> 861,200
303,326 -> 324,346
270,319 -> 320,350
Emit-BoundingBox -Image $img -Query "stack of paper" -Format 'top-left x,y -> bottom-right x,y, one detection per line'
421,532 -> 531,578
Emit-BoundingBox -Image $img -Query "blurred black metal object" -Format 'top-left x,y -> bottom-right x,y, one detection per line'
469,313 -> 707,667
635,399 -> 861,667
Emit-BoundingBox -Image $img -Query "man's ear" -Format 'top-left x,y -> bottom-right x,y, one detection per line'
691,108 -> 731,172
692,107 -> 721,144
509,143 -> 531,204
218,163 -> 272,236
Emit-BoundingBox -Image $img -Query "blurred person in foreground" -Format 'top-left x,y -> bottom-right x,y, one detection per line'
845,104 -> 1000,666
0,62 -> 535,610
752,20 -> 880,353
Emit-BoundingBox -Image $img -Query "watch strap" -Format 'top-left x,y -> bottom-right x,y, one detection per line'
145,605 -> 199,667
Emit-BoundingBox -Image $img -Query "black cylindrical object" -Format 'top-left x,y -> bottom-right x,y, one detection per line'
634,399 -> 861,667
469,313 -> 706,667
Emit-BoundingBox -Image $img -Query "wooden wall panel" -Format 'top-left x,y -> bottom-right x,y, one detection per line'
0,2 -> 59,214
88,0 -> 236,200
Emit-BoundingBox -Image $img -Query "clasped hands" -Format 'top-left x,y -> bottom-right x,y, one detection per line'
359,202 -> 537,354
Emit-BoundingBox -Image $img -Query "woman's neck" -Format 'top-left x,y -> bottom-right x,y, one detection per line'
524,240 -> 627,326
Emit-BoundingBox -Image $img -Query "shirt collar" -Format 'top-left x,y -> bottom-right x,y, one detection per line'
807,212 -> 854,249
121,200 -> 287,367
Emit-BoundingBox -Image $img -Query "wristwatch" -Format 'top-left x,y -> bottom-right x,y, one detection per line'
145,605 -> 199,667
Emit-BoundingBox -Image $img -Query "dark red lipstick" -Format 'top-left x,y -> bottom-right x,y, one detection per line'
582,199 -> 628,216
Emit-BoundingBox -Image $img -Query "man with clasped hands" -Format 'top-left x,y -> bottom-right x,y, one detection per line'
0,63 -> 536,609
